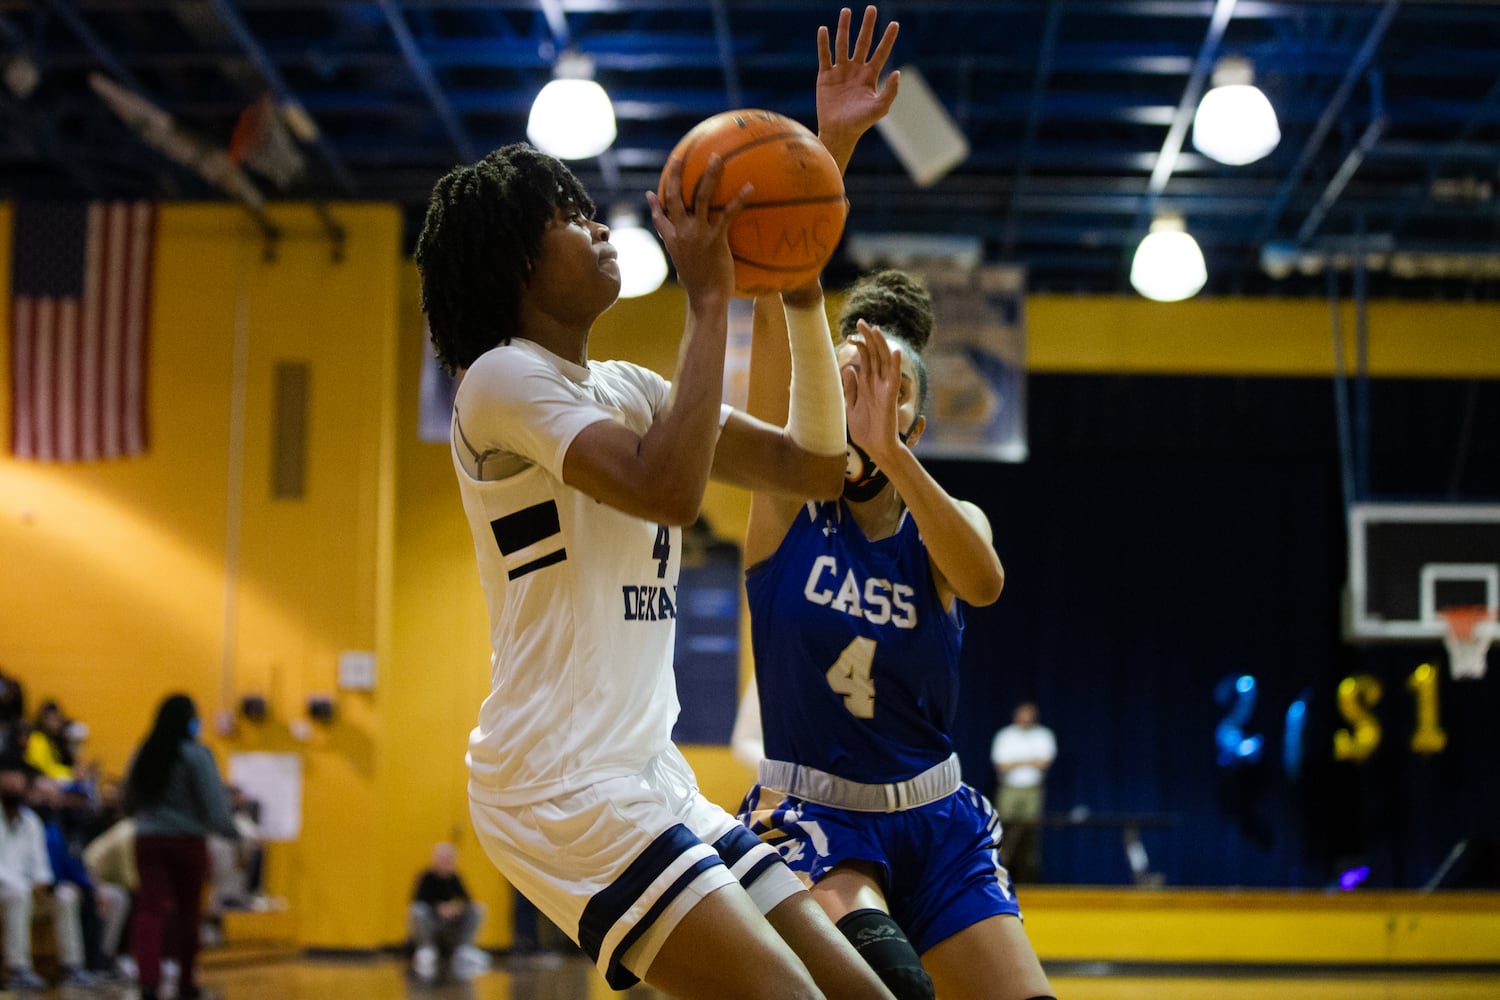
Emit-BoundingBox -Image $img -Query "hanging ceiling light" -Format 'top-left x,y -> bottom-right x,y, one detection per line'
608,209 -> 667,298
527,51 -> 616,160
1193,56 -> 1281,166
1130,215 -> 1208,302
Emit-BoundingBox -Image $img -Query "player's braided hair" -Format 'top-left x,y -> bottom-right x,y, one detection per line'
415,143 -> 595,375
837,269 -> 932,414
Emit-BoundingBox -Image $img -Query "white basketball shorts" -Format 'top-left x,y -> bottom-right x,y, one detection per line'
469,744 -> 803,988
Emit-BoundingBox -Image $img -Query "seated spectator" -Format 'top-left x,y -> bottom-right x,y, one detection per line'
80,778 -> 127,846
29,778 -> 102,986
24,702 -> 73,782
408,842 -> 488,983
0,758 -> 89,990
209,786 -> 264,912
61,722 -> 99,793
82,815 -> 136,979
204,786 -> 266,947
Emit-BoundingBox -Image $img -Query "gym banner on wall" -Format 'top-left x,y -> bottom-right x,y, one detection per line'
418,327 -> 458,444
909,263 -> 1028,463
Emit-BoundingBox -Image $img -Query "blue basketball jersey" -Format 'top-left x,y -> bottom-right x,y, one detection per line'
745,500 -> 963,784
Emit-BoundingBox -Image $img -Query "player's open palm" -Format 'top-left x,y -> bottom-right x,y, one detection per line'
843,319 -> 904,464
647,153 -> 749,305
817,6 -> 900,144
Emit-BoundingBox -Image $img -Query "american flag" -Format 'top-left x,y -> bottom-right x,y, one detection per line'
10,201 -> 156,461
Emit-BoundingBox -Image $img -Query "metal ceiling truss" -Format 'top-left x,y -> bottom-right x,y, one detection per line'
0,0 -> 1495,297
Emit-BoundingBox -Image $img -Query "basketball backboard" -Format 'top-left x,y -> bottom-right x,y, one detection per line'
1348,502 -> 1500,641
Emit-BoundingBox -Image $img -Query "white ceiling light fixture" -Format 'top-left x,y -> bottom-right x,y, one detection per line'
1193,56 -> 1281,166
527,51 -> 616,160
608,209 -> 667,298
1130,215 -> 1208,301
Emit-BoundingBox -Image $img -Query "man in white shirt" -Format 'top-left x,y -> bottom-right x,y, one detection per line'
0,760 -> 79,990
990,702 -> 1057,884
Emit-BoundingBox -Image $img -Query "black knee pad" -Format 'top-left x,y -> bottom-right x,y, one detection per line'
835,908 -> 934,1000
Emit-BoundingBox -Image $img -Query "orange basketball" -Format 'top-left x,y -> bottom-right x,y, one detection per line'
658,109 -> 847,296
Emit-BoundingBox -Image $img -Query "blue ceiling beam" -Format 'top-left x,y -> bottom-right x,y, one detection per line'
1251,0 -> 1401,244
46,38 -> 1500,83
531,0 -> 621,193
708,0 -> 741,110
1113,0 -> 1236,290
1295,114 -> 1387,246
1371,140 -> 1500,164
41,0 -> 143,92
1386,72 -> 1500,239
1142,0 -> 1237,208
373,0 -> 475,162
535,0 -> 570,50
233,85 -> 1483,132
1001,0 -> 1065,258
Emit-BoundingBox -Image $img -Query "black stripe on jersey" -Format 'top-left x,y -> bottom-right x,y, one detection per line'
578,823 -> 722,990
507,548 -> 567,580
490,500 -> 560,555
713,825 -> 782,891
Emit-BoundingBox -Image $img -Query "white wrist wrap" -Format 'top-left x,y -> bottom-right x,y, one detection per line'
784,302 -> 846,457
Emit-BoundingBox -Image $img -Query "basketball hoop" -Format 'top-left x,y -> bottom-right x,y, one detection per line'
1439,605 -> 1496,681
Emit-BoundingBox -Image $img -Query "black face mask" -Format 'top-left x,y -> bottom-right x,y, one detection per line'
0,792 -> 22,810
842,440 -> 889,502
841,422 -> 917,503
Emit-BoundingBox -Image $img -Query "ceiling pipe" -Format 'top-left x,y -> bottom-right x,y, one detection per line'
1001,0 -> 1064,258
374,0 -> 476,163
43,0 -> 143,92
1143,0 -> 1237,207
1386,71 -> 1500,241
1251,0 -> 1402,244
87,71 -> 281,255
36,4 -> 273,219
1117,0 -> 1236,290
534,0 -> 619,188
203,0 -> 352,258
708,0 -> 743,110
1,8 -> 103,194
0,89 -> 101,196
1294,114 -> 1385,247
536,0 -> 570,51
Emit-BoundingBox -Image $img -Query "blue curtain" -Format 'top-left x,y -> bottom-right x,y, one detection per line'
939,374 -> 1500,889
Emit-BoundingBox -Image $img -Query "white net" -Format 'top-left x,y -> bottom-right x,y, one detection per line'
1440,606 -> 1496,681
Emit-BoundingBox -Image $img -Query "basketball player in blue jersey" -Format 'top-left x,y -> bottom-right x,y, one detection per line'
415,8 -> 903,999
737,269 -> 1055,1000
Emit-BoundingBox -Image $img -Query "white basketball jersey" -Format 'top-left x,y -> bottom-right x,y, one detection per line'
452,338 -> 685,807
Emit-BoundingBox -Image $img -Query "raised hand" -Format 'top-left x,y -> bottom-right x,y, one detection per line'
842,319 -> 904,463
816,6 -> 900,170
646,154 -> 751,305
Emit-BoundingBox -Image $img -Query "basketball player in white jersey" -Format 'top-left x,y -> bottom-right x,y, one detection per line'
414,9 -> 902,997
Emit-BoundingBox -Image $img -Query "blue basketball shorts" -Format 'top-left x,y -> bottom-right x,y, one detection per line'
738,781 -> 1020,955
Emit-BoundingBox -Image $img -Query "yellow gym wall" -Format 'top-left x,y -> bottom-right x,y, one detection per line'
4,199 -> 1500,953
1,201 -> 403,949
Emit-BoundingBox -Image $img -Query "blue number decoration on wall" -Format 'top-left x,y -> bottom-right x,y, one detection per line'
1214,674 -> 1265,767
1283,688 -> 1312,781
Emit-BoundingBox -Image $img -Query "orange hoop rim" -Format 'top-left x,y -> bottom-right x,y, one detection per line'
1438,604 -> 1498,641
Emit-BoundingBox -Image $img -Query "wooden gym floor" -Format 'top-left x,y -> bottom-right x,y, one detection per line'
143,953 -> 1500,1000
23,887 -> 1496,998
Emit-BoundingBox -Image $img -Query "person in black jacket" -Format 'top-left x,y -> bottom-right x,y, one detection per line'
408,842 -> 487,983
